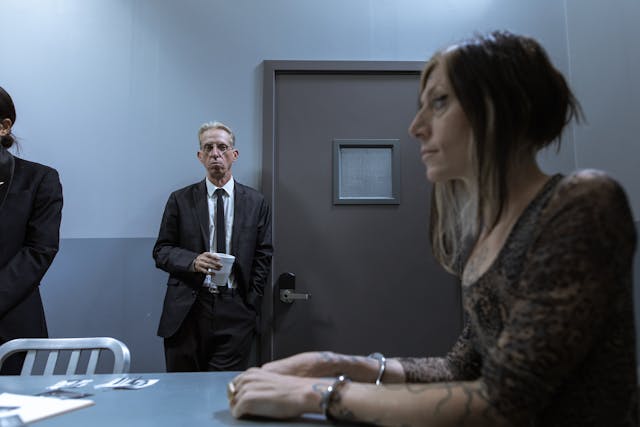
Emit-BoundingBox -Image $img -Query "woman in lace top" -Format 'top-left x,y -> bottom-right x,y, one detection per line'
228,31 -> 638,426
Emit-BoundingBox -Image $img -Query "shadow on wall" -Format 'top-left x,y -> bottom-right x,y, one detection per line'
40,238 -> 167,373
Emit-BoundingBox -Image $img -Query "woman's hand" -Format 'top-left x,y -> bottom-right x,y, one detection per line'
229,368 -> 326,419
230,370 -> 507,425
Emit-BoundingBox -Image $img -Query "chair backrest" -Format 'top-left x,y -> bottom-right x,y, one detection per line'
0,337 -> 131,375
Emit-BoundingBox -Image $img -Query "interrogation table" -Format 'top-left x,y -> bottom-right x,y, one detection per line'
0,371 -> 328,426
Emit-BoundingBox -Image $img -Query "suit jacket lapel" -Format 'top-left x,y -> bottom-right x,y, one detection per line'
193,180 -> 210,251
231,182 -> 245,257
0,148 -> 14,212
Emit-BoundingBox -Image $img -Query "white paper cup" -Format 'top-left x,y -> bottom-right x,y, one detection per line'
211,253 -> 235,287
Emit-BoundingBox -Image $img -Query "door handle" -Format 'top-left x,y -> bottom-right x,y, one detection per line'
277,272 -> 311,304
280,289 -> 311,303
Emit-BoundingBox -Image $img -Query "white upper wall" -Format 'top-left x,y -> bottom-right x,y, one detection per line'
1,0 -> 637,238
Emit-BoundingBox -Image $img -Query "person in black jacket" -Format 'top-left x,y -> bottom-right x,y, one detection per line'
153,121 -> 272,372
0,85 -> 63,375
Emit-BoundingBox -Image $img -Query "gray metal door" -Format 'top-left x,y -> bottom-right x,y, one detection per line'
261,61 -> 461,362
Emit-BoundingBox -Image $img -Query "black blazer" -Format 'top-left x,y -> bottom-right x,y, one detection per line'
153,179 -> 272,338
0,155 -> 63,340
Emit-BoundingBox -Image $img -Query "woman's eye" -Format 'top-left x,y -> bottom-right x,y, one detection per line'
431,95 -> 448,111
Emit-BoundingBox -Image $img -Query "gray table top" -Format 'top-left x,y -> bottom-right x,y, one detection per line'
0,372 -> 327,426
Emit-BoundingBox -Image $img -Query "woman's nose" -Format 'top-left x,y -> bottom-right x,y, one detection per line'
409,113 -> 428,140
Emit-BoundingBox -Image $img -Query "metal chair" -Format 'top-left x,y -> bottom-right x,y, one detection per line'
0,337 -> 131,375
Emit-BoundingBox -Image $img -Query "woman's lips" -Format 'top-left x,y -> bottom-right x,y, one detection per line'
421,149 -> 437,162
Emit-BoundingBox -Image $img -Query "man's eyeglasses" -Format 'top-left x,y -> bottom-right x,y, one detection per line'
201,143 -> 233,154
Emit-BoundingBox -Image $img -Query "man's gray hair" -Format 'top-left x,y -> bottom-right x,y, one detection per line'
198,121 -> 235,146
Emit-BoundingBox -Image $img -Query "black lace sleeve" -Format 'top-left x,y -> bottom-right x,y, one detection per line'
481,171 -> 637,424
397,320 -> 482,383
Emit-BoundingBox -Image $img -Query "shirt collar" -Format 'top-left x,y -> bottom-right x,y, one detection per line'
206,176 -> 235,198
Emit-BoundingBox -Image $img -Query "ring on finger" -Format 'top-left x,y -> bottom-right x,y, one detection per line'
227,381 -> 236,401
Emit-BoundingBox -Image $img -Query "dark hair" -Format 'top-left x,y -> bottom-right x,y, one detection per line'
0,86 -> 17,149
423,31 -> 584,272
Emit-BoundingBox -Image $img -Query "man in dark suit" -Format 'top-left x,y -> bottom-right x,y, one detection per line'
0,86 -> 63,375
153,121 -> 272,372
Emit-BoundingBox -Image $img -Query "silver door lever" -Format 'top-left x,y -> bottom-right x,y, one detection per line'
280,289 -> 311,303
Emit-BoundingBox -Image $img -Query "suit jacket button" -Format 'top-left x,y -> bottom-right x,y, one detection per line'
192,290 -> 197,296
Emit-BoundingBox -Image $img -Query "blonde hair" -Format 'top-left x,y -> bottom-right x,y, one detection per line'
197,121 -> 235,147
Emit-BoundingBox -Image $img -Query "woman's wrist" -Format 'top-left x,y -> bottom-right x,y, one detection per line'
332,352 -> 385,381
311,352 -> 390,382
367,352 -> 386,385
321,375 -> 351,422
304,378 -> 332,414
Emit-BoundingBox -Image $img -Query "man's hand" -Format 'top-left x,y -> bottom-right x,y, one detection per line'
193,252 -> 223,274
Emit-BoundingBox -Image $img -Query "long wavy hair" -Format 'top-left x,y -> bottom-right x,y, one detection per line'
425,31 -> 584,274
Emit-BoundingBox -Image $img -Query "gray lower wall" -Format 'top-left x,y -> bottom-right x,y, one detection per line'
40,238 -> 167,373
39,220 -> 640,373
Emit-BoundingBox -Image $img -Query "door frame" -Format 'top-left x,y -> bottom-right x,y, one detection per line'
260,60 -> 426,363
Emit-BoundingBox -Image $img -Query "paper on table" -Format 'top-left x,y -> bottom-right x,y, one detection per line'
94,377 -> 158,389
0,393 -> 93,424
47,379 -> 93,390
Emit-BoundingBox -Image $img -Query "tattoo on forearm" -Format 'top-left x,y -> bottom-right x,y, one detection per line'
331,390 -> 357,422
459,383 -> 474,426
314,355 -> 498,426
434,384 -> 453,415
389,381 -> 497,426
475,383 -> 495,421
316,351 -> 369,376
459,382 -> 494,426
317,351 -> 334,362
445,382 -> 494,426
